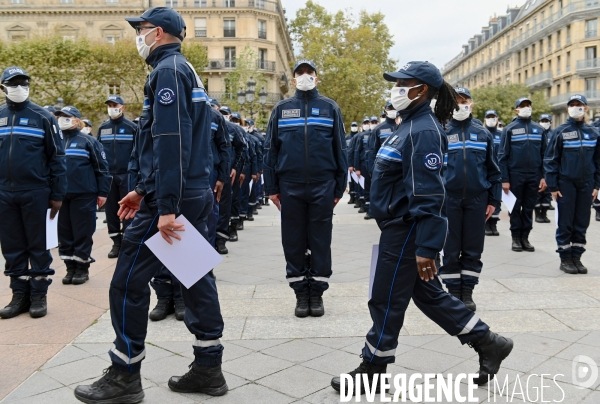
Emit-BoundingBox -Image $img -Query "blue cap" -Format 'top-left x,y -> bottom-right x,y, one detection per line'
82,119 -> 93,127
568,94 -> 588,105
219,106 -> 231,115
362,116 -> 370,123
230,112 -> 241,120
539,114 -> 552,121
57,106 -> 82,119
485,110 -> 498,117
125,7 -> 186,41
1,66 -> 30,83
246,119 -> 255,126
43,105 -> 57,113
454,87 -> 472,99
105,95 -> 125,105
384,61 -> 444,90
384,101 -> 394,110
369,116 -> 378,122
210,98 -> 220,107
351,122 -> 358,126
293,59 -> 317,74
515,97 -> 532,108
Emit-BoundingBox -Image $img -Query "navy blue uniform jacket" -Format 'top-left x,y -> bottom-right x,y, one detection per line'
63,128 -> 111,196
209,109 -> 231,183
498,117 -> 547,180
368,118 -> 397,173
96,115 -> 137,175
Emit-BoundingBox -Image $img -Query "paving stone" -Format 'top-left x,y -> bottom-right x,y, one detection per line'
228,339 -> 290,351
41,356 -> 110,386
499,348 -> 550,373
545,308 -> 600,331
203,383 -> 296,404
555,343 -> 600,365
140,355 -> 196,385
222,352 -> 294,381
528,356 -> 600,389
137,386 -> 196,404
303,337 -> 363,349
395,347 -> 465,373
2,371 -> 63,402
2,386 -> 80,404
74,343 -> 114,357
531,330 -> 591,343
508,333 -> 572,357
261,339 -> 334,363
41,345 -> 92,369
301,350 -> 363,377
256,365 -> 331,398
419,335 -> 478,359
577,330 -> 600,347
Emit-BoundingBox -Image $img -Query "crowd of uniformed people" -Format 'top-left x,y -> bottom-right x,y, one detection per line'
1,6 -> 600,403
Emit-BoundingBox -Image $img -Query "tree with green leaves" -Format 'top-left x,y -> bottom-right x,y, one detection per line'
290,0 -> 397,129
470,84 -> 552,124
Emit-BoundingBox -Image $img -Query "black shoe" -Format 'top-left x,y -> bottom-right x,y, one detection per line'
521,238 -> 535,252
469,331 -> 513,385
246,216 -> 254,221
252,208 -> 258,215
448,289 -> 461,301
572,258 -> 588,274
462,289 -> 476,311
235,221 -> 244,231
511,237 -> 523,252
174,300 -> 185,321
74,366 -> 144,404
256,204 -> 262,210
216,240 -> 228,255
364,211 -> 373,220
29,295 -> 47,318
331,359 -> 387,395
548,203 -> 555,210
490,221 -> 499,236
295,295 -> 310,318
263,197 -> 270,206
358,204 -> 366,213
596,210 -> 600,222
149,298 -> 174,321
229,226 -> 238,242
72,269 -> 89,285
560,258 -> 578,274
541,209 -> 551,223
103,219 -> 107,223
108,244 -> 120,259
354,199 -> 362,209
63,269 -> 76,285
534,208 -> 545,223
485,222 -> 493,236
168,362 -> 228,396
309,296 -> 324,317
0,293 -> 30,319
348,195 -> 355,204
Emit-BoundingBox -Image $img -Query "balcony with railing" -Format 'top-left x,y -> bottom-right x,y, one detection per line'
195,29 -> 207,37
223,29 -> 236,38
586,30 -> 598,38
576,58 -> 600,77
256,60 -> 276,71
207,59 -> 236,69
148,0 -> 283,14
525,70 -> 554,89
258,29 -> 267,39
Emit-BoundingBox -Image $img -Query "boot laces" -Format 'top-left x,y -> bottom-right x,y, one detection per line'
179,362 -> 206,383
91,367 -> 118,390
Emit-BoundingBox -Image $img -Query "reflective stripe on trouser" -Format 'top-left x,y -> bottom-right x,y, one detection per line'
281,179 -> 335,297
0,188 -> 55,295
363,219 -> 489,365
106,173 -> 132,241
109,189 -> 224,371
556,179 -> 593,259
58,193 -> 97,264
508,172 -> 539,238
439,192 -> 486,290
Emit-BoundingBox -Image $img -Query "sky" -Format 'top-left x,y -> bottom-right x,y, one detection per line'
282,0 -> 526,70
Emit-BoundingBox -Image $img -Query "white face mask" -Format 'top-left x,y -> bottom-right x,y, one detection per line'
3,84 -> 29,103
485,117 -> 498,128
81,127 -> 92,134
390,84 -> 423,111
386,110 -> 397,119
136,28 -> 157,59
108,107 -> 122,119
540,122 -> 551,130
294,73 -> 317,91
568,106 -> 585,119
430,99 -> 437,110
517,107 -> 532,118
452,103 -> 471,121
58,117 -> 75,130
351,127 -> 358,132
370,123 -> 377,130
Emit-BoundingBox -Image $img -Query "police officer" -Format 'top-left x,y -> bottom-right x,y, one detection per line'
346,122 -> 359,204
75,8 -> 228,402
351,117 -> 369,209
368,102 -> 397,174
332,62 -> 512,396
484,110 -> 502,236
56,106 -> 111,285
439,88 -> 501,312
545,94 -> 600,275
355,117 -> 374,214
81,119 -> 93,135
264,59 -> 348,317
0,67 -> 67,319
97,95 -> 138,259
231,112 -> 257,223
498,97 -> 547,252
535,114 -> 554,224
246,118 -> 264,211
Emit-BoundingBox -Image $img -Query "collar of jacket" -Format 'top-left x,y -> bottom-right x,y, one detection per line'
293,87 -> 319,100
450,116 -> 473,127
516,116 -> 532,124
566,117 -> 585,127
399,100 -> 433,122
146,43 -> 182,69
63,128 -> 81,138
385,117 -> 396,125
110,114 -> 125,124
6,98 -> 30,111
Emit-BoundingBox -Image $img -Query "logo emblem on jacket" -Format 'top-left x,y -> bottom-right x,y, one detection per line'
424,153 -> 442,171
119,128 -> 125,134
470,133 -> 477,141
157,88 -> 176,105
584,133 -> 590,140
19,118 -> 29,125
311,108 -> 319,116
101,151 -> 107,160
447,134 -> 459,143
532,128 -> 538,134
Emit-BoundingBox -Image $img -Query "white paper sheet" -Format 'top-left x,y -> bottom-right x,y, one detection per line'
502,191 -> 517,214
368,244 -> 379,299
261,175 -> 264,184
145,215 -> 223,289
46,209 -> 59,250
351,171 -> 360,184
555,202 -> 559,229
358,175 -> 365,188
249,179 -> 254,192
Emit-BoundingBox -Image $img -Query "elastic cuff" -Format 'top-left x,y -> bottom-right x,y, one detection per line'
194,357 -> 222,367
415,247 -> 437,260
50,195 -> 64,202
112,362 -> 141,373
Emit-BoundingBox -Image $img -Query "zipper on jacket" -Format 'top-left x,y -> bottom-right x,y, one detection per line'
578,124 -> 584,182
526,122 -> 531,173
462,127 -> 467,199
304,94 -> 310,183
113,122 -> 117,173
8,113 -> 16,191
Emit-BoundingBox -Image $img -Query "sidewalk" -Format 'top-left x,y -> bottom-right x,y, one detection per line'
2,198 -> 600,403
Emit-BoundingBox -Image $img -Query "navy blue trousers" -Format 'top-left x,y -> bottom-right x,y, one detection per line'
105,173 -> 131,242
58,193 -> 97,263
280,180 -> 335,297
359,162 -> 371,204
0,188 -> 54,295
108,189 -> 224,372
439,192 -> 487,290
216,178 -> 232,242
239,168 -> 251,217
556,179 -> 593,259
207,169 -> 219,248
150,266 -> 182,301
363,219 -> 489,365
230,171 -> 242,225
508,172 -> 539,237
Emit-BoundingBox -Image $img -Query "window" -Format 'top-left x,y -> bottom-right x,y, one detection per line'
11,35 -> 26,41
539,39 -> 543,57
105,35 -> 120,44
586,78 -> 597,93
586,19 -> 598,38
223,0 -> 235,6
566,52 -> 571,71
60,0 -> 73,3
524,48 -> 528,64
566,25 -> 571,43
505,58 -> 510,70
256,0 -> 265,9
556,30 -> 561,47
11,0 -> 24,3
547,35 -> 552,52
165,0 -> 177,7
223,19 -> 235,37
258,48 -> 267,69
224,47 -> 236,68
194,0 -> 207,6
586,46 -> 597,60
566,81 -> 571,93
505,74 -> 511,82
258,20 -> 266,39
106,0 -> 118,3
194,18 -> 206,37
63,35 -> 75,41
557,56 -> 561,75
532,44 -> 536,60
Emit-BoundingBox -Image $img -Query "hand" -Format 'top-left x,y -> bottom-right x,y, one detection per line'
334,197 -> 341,207
416,256 -> 437,282
239,173 -> 246,186
230,168 -> 237,186
157,214 -> 185,245
118,191 -> 143,220
355,170 -> 361,177
538,178 -> 547,192
349,167 -> 354,172
551,191 -> 562,201
269,194 -> 281,211
485,205 -> 495,221
214,180 -> 224,202
502,182 -> 510,194
593,189 -> 598,202
49,200 -> 62,219
252,174 -> 258,181
97,196 -> 107,209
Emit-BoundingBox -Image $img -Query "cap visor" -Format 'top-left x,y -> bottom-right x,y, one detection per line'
383,71 -> 414,82
125,17 -> 145,28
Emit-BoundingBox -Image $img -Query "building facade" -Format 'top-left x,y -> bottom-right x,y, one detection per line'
0,0 -> 295,114
442,0 -> 600,124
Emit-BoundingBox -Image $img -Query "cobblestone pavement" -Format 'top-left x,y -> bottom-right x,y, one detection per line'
2,196 -> 600,403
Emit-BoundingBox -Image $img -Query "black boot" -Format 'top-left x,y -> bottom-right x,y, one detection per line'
331,359 -> 387,395
246,211 -> 254,221
540,208 -> 551,223
358,201 -> 366,213
252,207 -> 258,215
0,293 -> 30,319
348,194 -> 355,204
108,244 -> 120,259
462,289 -> 476,311
548,202 -> 555,210
29,295 -> 47,318
485,221 -> 493,236
72,263 -> 90,285
534,208 -> 545,223
74,366 -> 144,403
216,240 -> 228,254
168,362 -> 228,396
560,258 -> 578,274
511,237 -> 523,252
256,203 -> 262,210
295,295 -> 310,318
520,238 -> 535,252
309,296 -> 324,317
448,289 -> 462,301
364,210 -> 373,220
354,198 -> 361,209
490,220 -> 499,236
149,298 -> 174,321
263,197 -> 270,206
62,260 -> 77,285
235,220 -> 244,230
572,257 -> 588,274
469,331 -> 513,385
229,225 -> 238,242
174,299 -> 185,321
596,210 -> 600,222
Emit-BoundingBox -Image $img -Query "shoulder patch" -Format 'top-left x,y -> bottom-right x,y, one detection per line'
282,109 -> 301,118
512,128 -> 526,135
70,142 -> 78,148
157,87 -> 176,105
447,134 -> 459,143
19,118 -> 29,126
0,117 -> 7,126
563,131 -> 578,140
101,151 -> 107,160
101,129 -> 112,135
424,153 -> 442,171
